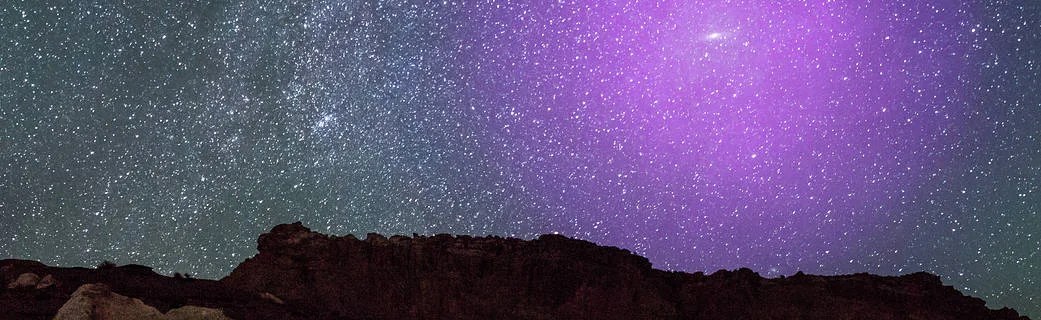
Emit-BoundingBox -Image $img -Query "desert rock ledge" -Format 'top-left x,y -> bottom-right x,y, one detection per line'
220,222 -> 1028,320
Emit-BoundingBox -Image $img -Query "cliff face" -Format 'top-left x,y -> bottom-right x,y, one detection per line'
222,222 -> 1028,320
222,222 -> 673,319
1,223 -> 1029,320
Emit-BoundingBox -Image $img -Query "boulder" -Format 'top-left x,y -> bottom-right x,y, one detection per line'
6,272 -> 40,289
35,274 -> 57,289
53,283 -> 166,320
165,306 -> 233,320
53,283 -> 233,320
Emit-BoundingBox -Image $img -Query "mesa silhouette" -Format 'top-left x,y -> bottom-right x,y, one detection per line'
0,222 -> 1029,320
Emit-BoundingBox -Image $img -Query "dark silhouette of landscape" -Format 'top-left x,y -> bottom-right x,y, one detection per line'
0,222 -> 1029,320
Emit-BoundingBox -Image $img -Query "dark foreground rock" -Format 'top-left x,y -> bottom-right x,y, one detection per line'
0,259 -> 305,320
2,222 -> 1030,320
52,283 -> 232,320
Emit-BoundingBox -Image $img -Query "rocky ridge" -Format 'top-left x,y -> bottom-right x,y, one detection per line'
0,222 -> 1029,320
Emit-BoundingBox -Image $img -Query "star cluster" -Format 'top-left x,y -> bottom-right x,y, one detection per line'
1,0 -> 1039,317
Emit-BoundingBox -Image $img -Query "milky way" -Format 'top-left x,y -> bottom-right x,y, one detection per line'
1,0 -> 1039,317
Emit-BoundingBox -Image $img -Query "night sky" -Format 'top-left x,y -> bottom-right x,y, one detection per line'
2,0 -> 1039,317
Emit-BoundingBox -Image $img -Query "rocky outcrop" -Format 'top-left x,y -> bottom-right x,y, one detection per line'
165,306 -> 234,320
5,272 -> 57,290
36,274 -> 57,289
223,223 -> 671,319
222,222 -> 1029,320
0,259 -> 304,320
53,283 -> 167,320
52,283 -> 232,320
7,272 -> 41,289
0,223 -> 1030,320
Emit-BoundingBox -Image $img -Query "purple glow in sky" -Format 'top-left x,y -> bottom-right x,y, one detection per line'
2,0 -> 1039,317
472,0 -> 978,267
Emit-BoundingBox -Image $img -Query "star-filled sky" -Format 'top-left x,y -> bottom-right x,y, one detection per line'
2,0 -> 1039,317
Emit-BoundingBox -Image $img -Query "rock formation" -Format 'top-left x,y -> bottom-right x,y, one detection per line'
219,222 -> 1029,320
5,272 -> 58,290
0,222 -> 1030,320
0,259 -> 304,320
7,272 -> 41,289
52,283 -> 167,320
164,306 -> 234,320
52,283 -> 231,320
